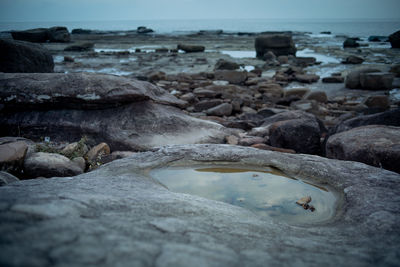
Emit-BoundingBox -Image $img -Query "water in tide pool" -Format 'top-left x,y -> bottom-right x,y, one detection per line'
1,18 -> 400,37
150,166 -> 338,224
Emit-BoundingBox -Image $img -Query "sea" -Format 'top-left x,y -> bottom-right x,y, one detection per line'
1,18 -> 400,38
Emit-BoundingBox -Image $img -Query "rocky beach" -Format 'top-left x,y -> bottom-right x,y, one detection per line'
1,24 -> 400,266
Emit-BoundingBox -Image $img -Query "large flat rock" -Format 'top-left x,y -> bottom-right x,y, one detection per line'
0,144 -> 399,266
0,102 -> 231,151
0,73 -> 185,110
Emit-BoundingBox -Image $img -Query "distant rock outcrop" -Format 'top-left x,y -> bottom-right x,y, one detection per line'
11,26 -> 70,43
255,34 -> 296,58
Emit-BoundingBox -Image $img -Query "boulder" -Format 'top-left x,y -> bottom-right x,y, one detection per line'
71,28 -> 92,34
388,30 -> 400,48
368,36 -> 388,42
60,141 -> 89,159
194,99 -> 224,112
359,72 -> 394,90
137,26 -> 154,34
0,73 -> 185,110
295,74 -> 320,83
0,102 -> 232,151
0,39 -> 54,73
342,55 -> 364,64
326,125 -> 400,173
214,59 -> 240,70
48,26 -> 70,42
343,38 -> 360,48
306,91 -> 328,103
1,144 -> 399,266
255,34 -> 296,58
290,99 -> 319,113
333,108 -> 400,134
11,28 -> 49,43
238,136 -> 265,146
86,143 -> 111,163
214,70 -> 247,84
23,152 -> 84,178
64,42 -> 94,52
205,103 -> 233,117
177,44 -> 205,53
363,95 -> 390,110
390,65 -> 400,77
256,83 -> 284,99
322,76 -> 344,83
345,68 -> 382,89
0,171 -> 19,186
11,27 -> 70,43
0,138 -> 28,174
256,111 -> 325,155
284,88 -> 310,98
295,57 -> 317,66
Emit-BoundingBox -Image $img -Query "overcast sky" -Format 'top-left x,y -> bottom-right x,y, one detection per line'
1,0 -> 399,22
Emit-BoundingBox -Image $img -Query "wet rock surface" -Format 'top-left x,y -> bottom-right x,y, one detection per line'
0,144 -> 399,266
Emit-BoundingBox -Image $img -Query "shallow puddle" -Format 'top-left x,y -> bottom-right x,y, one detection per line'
150,166 -> 338,224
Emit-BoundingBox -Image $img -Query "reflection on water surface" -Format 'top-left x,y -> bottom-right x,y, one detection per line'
150,166 -> 337,224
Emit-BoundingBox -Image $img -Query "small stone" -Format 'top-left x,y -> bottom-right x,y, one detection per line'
306,91 -> 328,103
86,143 -> 111,163
72,157 -> 86,172
322,76 -> 344,83
342,55 -> 364,64
205,103 -> 232,117
363,95 -> 389,110
296,196 -> 312,206
225,135 -> 239,145
295,74 -> 320,83
284,88 -> 310,98
63,56 -> 74,62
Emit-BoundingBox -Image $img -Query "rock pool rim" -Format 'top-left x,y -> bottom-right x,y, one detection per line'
145,163 -> 343,226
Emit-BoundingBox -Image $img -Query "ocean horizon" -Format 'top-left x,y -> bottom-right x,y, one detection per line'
1,18 -> 400,37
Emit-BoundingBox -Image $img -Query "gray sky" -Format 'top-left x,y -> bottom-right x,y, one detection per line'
1,0 -> 399,21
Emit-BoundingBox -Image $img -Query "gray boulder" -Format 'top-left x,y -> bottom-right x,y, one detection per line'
0,73 -> 185,110
0,39 -> 54,73
11,28 -> 49,43
0,102 -> 232,151
345,67 -> 382,89
326,125 -> 400,173
333,108 -> 400,134
0,144 -> 399,266
177,44 -> 205,53
0,138 -> 28,174
11,27 -> 70,43
389,30 -> 400,48
214,70 -> 247,84
64,42 -> 94,52
342,55 -> 364,64
359,72 -> 394,90
255,34 -> 296,58
23,152 -> 84,178
295,74 -> 320,83
48,26 -> 70,43
214,59 -> 240,70
343,38 -> 360,48
205,103 -> 233,117
252,111 -> 326,155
